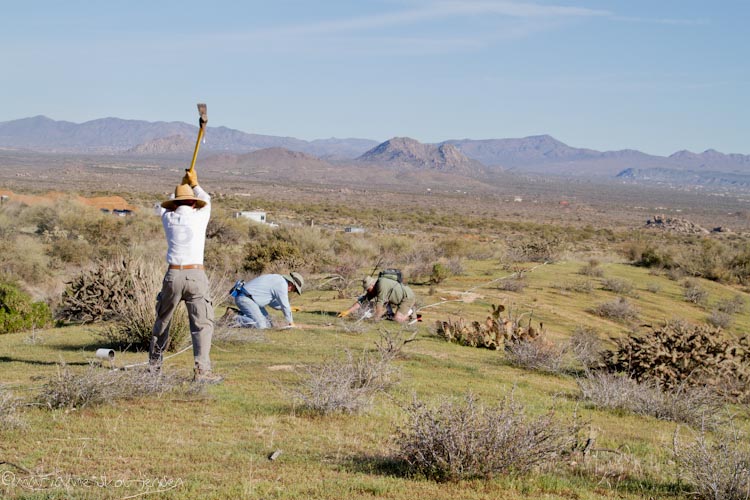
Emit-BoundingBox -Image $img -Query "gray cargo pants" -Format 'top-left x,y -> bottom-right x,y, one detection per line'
150,268 -> 214,371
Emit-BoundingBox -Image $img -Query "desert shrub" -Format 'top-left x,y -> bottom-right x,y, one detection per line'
553,280 -> 594,294
0,235 -> 50,284
332,233 -> 379,263
505,234 -> 565,263
0,281 -> 52,334
716,295 -> 746,315
568,325 -> 603,371
429,262 -> 451,284
242,226 -> 334,274
243,239 -> 302,274
677,238 -> 732,283
289,349 -> 399,415
205,241 -> 246,276
707,310 -> 733,329
436,237 -> 472,259
601,321 -> 750,401
206,213 -> 246,244
497,278 -> 527,292
505,337 -> 566,373
379,235 -> 418,264
683,279 -> 710,306
600,277 -> 635,296
674,422 -> 750,500
578,372 -> 724,428
396,392 -> 577,482
579,259 -> 604,277
319,255 -> 368,299
589,297 -> 639,323
645,282 -> 662,293
624,239 -> 676,269
666,267 -> 686,281
47,237 -> 94,266
37,363 -> 195,409
0,386 -> 26,430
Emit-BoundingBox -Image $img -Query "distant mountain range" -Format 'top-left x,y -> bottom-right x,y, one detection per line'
2,115 -> 750,186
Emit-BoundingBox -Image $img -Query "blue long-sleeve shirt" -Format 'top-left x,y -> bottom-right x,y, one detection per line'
242,274 -> 294,323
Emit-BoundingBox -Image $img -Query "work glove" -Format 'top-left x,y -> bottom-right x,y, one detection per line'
182,169 -> 198,188
337,310 -> 351,318
291,306 -> 301,312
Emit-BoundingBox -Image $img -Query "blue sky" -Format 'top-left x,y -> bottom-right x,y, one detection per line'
2,0 -> 748,155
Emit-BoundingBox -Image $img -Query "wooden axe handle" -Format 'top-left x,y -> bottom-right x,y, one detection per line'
187,103 -> 207,174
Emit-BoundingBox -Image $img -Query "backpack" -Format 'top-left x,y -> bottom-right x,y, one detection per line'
378,268 -> 403,283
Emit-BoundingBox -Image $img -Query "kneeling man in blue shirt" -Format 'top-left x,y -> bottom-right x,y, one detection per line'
230,272 -> 304,329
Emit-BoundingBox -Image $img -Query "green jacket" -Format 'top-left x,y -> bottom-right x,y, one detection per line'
361,277 -> 414,306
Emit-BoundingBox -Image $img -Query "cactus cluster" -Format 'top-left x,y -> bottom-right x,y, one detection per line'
435,304 -> 543,350
58,259 -> 136,323
602,321 -> 750,401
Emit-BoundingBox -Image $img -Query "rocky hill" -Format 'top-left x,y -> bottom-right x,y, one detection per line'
2,115 -> 750,187
0,116 -> 373,158
126,135 -> 195,155
357,137 -> 485,174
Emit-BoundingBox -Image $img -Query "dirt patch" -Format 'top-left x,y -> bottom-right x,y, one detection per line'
439,291 -> 482,303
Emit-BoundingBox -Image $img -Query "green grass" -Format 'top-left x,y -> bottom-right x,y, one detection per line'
1,258 -> 748,499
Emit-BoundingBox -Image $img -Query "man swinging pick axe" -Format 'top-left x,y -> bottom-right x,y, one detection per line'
149,103 -> 222,384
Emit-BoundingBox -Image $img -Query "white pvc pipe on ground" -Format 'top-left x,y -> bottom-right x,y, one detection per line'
95,348 -> 115,360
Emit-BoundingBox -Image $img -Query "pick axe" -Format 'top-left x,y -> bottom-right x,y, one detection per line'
187,103 -> 208,174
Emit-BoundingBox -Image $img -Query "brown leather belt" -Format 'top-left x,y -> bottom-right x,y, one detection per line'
168,264 -> 204,270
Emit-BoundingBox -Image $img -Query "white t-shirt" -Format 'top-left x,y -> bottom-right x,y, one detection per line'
158,186 -> 211,265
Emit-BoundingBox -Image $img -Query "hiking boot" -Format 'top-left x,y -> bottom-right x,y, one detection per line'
193,367 -> 224,385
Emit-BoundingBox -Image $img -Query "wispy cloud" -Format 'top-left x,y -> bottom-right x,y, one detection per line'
216,0 -> 609,51
613,15 -> 709,26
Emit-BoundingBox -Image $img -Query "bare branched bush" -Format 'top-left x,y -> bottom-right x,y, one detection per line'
578,372 -> 724,428
716,295 -> 746,315
589,297 -> 639,323
552,279 -> 594,294
707,310 -> 733,329
0,385 -> 26,430
37,363 -> 198,409
645,282 -> 662,293
289,349 -> 399,415
396,392 -> 578,482
674,422 -> 750,500
600,277 -> 636,296
506,337 -> 566,374
683,279 -> 710,306
505,234 -> 564,263
579,259 -> 604,277
374,328 -> 417,360
567,325 -> 603,371
497,278 -> 527,292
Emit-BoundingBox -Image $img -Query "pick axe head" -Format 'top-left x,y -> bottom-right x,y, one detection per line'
197,103 -> 207,129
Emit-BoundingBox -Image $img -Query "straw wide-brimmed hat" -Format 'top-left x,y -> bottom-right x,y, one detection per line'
362,276 -> 377,290
283,272 -> 305,295
161,184 -> 206,210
